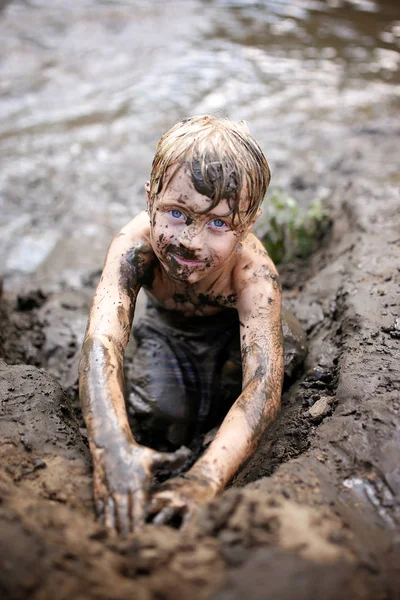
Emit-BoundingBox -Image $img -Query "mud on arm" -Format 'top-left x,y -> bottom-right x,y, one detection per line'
188,257 -> 284,493
149,255 -> 284,523
79,219 -> 190,534
79,221 -> 152,448
78,221 -> 150,521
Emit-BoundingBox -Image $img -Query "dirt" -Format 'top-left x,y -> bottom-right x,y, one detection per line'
0,118 -> 399,600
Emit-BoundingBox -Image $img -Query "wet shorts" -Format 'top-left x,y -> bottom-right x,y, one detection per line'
126,303 -> 307,451
126,305 -> 242,451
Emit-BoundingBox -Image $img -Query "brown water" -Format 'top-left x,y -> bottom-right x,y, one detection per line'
0,0 -> 399,292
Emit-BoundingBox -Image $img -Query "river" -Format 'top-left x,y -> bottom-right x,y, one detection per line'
0,0 -> 399,291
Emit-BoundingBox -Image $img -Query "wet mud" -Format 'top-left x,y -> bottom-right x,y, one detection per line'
1,0 -> 400,597
1,119 -> 399,599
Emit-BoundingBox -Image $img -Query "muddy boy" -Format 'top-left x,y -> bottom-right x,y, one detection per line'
79,115 -> 305,535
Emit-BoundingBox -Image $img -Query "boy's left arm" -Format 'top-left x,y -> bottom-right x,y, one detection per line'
150,253 -> 284,525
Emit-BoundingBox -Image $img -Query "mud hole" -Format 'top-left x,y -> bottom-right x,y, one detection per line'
1,121 -> 399,600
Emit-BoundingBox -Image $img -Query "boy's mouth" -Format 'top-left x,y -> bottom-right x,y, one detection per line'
166,245 -> 203,266
171,254 -> 203,266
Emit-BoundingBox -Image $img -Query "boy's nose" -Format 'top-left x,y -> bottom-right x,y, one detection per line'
178,225 -> 203,251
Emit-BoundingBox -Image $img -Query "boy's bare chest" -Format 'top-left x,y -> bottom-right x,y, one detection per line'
143,268 -> 238,317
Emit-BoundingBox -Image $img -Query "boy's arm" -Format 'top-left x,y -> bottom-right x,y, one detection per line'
150,249 -> 284,523
79,214 -> 189,535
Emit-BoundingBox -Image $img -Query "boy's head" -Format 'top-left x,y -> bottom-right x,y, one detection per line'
148,115 -> 271,227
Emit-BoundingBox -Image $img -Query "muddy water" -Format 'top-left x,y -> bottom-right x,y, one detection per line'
0,0 -> 399,292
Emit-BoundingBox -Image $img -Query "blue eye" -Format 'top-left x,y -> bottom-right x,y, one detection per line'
171,210 -> 183,219
211,219 -> 226,228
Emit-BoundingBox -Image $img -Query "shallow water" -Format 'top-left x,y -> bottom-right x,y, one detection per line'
0,0 -> 399,291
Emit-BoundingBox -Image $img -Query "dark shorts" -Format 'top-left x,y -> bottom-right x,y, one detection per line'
126,304 -> 307,451
126,305 -> 242,450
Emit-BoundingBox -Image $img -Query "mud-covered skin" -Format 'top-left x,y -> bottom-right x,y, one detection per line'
146,169 -> 283,521
162,246 -> 284,521
149,472 -> 219,526
79,219 -> 191,535
80,166 -> 284,531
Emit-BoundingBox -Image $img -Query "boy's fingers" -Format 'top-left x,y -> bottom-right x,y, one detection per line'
147,496 -> 164,516
152,506 -> 176,526
182,510 -> 192,529
95,498 -> 105,518
150,446 -> 191,472
114,494 -> 129,537
104,497 -> 117,533
132,489 -> 146,532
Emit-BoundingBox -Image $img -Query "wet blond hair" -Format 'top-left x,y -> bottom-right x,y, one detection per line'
149,115 -> 271,226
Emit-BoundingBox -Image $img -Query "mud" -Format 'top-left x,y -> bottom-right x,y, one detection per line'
0,117 -> 399,599
1,0 -> 400,595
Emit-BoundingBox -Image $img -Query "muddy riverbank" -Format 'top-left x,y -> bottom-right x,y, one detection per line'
1,115 -> 399,599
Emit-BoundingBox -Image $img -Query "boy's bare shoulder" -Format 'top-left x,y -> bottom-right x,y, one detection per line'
103,211 -> 157,284
232,234 -> 281,322
232,233 -> 280,297
233,233 -> 281,302
114,210 -> 152,248
105,211 -> 152,257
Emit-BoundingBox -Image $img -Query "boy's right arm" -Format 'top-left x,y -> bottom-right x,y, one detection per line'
79,215 -> 189,535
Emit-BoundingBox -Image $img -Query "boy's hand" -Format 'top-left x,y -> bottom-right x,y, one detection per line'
92,440 -> 190,536
148,473 -> 218,526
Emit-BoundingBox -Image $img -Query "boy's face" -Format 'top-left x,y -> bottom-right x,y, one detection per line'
147,166 -> 254,285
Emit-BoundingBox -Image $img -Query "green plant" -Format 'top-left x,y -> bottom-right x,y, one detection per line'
256,189 -> 331,264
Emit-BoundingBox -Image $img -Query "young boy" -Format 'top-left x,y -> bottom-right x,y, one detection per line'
79,115 -> 306,536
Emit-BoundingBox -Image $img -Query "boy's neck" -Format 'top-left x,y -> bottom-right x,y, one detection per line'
157,258 -> 231,296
